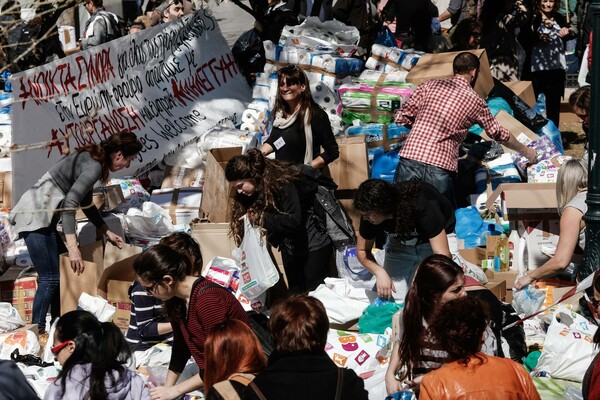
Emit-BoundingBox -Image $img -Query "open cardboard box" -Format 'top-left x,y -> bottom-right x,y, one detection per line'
161,165 -> 203,189
60,242 -> 142,314
485,182 -> 558,222
151,187 -> 203,225
327,136 -> 369,191
406,49 -> 493,99
482,110 -> 539,155
504,81 -> 536,108
201,147 -> 242,223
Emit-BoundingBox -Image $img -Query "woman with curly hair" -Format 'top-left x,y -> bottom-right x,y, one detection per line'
353,179 -> 455,300
225,148 -> 331,293
419,296 -> 540,399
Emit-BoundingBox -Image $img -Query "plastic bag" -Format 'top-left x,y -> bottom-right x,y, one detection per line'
0,329 -> 40,359
535,119 -> 565,155
335,245 -> 375,285
454,206 -> 486,249
124,202 -> 175,240
358,298 -> 403,334
0,302 -> 25,333
512,284 -> 546,317
535,305 -> 598,382
232,216 -> 279,299
78,292 -> 116,322
371,149 -> 400,182
109,177 -> 151,211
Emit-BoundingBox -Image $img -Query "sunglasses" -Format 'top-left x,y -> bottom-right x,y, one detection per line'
591,298 -> 600,309
51,340 -> 74,355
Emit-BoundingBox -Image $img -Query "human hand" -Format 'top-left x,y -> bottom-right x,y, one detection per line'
558,27 -> 571,38
375,270 -> 396,300
68,246 -> 84,275
523,147 -> 537,164
514,275 -> 534,290
105,230 -> 124,249
149,385 -> 179,400
385,371 -> 405,395
405,374 -> 424,391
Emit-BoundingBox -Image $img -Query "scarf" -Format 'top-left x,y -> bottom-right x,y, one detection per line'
272,107 -> 313,164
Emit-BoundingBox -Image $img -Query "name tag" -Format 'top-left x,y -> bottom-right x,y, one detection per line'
274,137 -> 286,150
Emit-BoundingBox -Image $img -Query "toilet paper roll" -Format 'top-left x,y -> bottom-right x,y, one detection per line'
240,122 -> 260,132
252,84 -> 272,101
242,109 -> 262,124
263,40 -> 279,62
365,57 -> 400,73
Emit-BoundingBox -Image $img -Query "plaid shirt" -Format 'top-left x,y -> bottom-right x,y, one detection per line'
396,75 -> 510,172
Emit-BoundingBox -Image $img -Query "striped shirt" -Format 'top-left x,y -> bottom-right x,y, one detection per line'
396,75 -> 510,172
125,280 -> 173,352
169,278 -> 251,372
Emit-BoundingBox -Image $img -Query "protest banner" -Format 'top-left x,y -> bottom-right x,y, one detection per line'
9,9 -> 252,201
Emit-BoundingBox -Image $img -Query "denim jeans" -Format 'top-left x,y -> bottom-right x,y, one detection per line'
23,225 -> 66,332
394,158 -> 456,209
383,236 -> 434,301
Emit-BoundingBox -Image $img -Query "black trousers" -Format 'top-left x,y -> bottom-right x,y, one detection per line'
532,68 -> 566,128
281,244 -> 333,294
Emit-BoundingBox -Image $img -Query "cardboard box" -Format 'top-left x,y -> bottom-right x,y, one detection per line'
485,279 -> 507,301
201,147 -> 242,223
504,81 -> 536,108
327,136 -> 369,191
0,171 -> 12,208
485,182 -> 558,222
107,280 -> 134,333
60,242 -> 142,314
0,273 -> 37,324
151,188 -> 203,225
191,222 -> 238,273
482,110 -> 539,155
516,219 -> 561,270
406,49 -> 493,99
75,185 -> 125,221
161,165 -> 203,189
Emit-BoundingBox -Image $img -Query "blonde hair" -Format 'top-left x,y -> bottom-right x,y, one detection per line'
556,159 -> 588,214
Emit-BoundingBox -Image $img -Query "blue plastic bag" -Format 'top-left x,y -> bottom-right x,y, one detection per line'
371,150 -> 400,182
375,26 -> 398,48
468,97 -> 514,135
535,119 -> 564,155
455,206 -> 486,249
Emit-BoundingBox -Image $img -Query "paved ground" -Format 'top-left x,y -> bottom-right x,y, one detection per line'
208,0 -> 256,49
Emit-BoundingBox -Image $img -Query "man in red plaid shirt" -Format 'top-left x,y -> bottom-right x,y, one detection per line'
394,52 -> 537,207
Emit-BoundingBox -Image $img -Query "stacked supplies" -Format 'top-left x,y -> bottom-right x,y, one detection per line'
279,17 -> 362,56
338,72 -> 413,125
365,44 -> 424,73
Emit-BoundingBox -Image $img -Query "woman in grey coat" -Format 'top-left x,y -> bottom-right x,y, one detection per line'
11,131 -> 142,336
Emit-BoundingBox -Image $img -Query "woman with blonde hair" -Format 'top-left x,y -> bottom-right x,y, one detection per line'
204,319 -> 267,399
515,158 -> 588,289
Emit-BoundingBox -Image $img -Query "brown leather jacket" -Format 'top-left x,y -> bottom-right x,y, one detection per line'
419,353 -> 541,400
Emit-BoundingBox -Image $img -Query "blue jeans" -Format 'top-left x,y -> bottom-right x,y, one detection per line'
394,158 -> 456,209
383,237 -> 434,301
23,225 -> 66,332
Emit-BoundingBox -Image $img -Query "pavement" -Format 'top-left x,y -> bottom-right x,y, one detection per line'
207,0 -> 256,49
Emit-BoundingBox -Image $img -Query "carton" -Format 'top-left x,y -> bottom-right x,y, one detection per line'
516,219 -> 564,271
0,171 -> 12,208
485,279 -> 507,301
0,270 -> 37,324
481,110 -> 539,155
327,136 -> 369,191
504,81 -> 536,108
485,182 -> 558,222
406,49 -> 493,99
161,165 -> 204,189
201,147 -> 242,223
60,242 -> 142,314
151,188 -> 203,225
190,222 -> 238,273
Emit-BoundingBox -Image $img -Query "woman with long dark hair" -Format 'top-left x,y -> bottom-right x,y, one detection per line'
44,310 -> 149,400
11,131 -> 142,338
420,296 -> 540,399
353,179 -> 455,300
226,148 -> 331,293
260,65 -> 338,169
204,319 -> 267,399
133,244 -> 250,400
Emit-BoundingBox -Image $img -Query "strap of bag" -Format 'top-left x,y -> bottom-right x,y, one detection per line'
229,373 -> 256,386
214,381 -> 242,400
248,381 -> 268,400
334,368 -> 344,400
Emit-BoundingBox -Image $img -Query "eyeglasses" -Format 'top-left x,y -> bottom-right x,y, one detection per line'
142,282 -> 160,294
51,340 -> 74,355
591,298 -> 600,309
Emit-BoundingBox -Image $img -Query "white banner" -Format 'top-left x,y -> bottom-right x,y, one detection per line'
10,9 -> 251,201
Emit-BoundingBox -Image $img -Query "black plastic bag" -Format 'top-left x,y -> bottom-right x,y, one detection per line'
488,78 -> 548,132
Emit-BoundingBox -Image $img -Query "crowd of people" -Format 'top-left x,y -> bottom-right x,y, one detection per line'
0,0 -> 599,398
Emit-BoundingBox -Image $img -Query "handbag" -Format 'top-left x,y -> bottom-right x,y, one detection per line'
233,215 -> 280,299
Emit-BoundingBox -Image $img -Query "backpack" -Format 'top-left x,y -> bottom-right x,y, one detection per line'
213,373 -> 256,400
96,10 -> 124,41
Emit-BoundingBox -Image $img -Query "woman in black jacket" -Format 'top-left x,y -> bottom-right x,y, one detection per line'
225,148 -> 332,294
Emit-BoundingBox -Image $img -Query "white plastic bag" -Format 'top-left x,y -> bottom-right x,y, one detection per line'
124,202 -> 175,240
78,293 -> 116,322
232,216 -> 279,299
0,302 -> 25,333
0,329 -> 40,359
512,284 -> 546,317
536,305 -> 599,382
